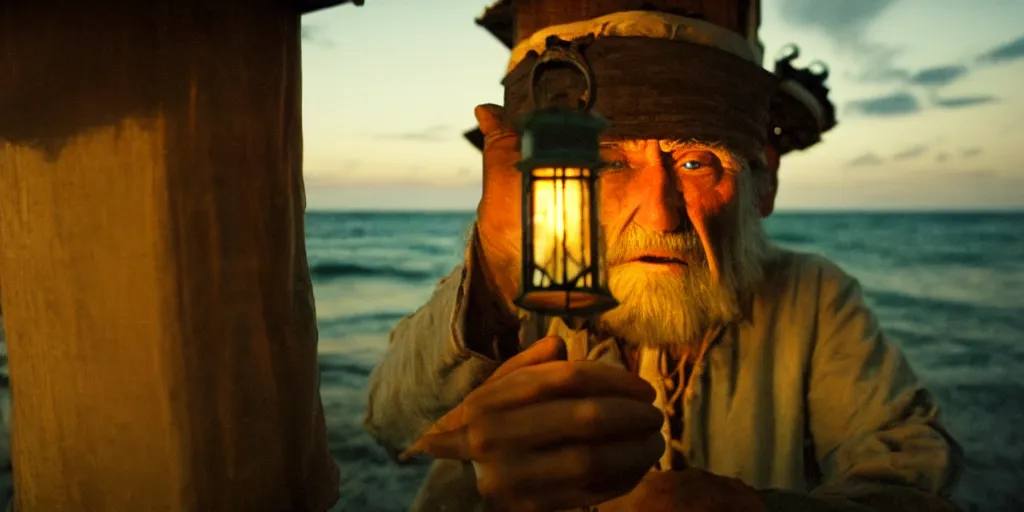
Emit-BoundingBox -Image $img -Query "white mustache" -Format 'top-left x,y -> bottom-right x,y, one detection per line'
606,227 -> 707,267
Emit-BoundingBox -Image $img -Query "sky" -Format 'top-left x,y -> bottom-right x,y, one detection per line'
299,0 -> 1024,211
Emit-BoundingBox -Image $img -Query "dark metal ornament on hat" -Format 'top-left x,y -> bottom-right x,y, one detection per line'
769,44 -> 838,155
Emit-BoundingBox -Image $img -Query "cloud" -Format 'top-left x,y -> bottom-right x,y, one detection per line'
777,3 -> 1018,120
300,25 -> 334,49
961,147 -> 983,158
374,124 -> 450,141
451,166 -> 481,185
847,153 -> 884,167
908,65 -> 969,88
305,160 -> 362,185
848,47 -> 911,84
846,92 -> 921,117
977,34 -> 1024,64
846,88 -> 995,119
935,152 -> 949,163
304,161 -> 481,189
778,0 -> 894,44
892,145 -> 929,161
932,95 -> 998,109
777,0 -> 909,84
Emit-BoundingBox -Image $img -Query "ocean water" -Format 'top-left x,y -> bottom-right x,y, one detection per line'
312,211 -> 1024,512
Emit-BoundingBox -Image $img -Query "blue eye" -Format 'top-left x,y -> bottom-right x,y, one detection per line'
682,160 -> 703,170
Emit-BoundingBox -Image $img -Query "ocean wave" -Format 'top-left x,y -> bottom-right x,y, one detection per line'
319,358 -> 373,378
867,289 -> 1023,319
769,232 -> 816,245
318,311 -> 411,340
321,311 -> 409,328
309,262 -> 437,282
406,243 -> 459,257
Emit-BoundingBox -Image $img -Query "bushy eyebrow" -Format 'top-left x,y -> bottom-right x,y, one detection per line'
598,140 -> 646,152
598,139 -> 723,151
658,139 -> 727,153
596,139 -> 745,173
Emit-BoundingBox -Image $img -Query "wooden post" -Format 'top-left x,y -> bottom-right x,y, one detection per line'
0,0 -> 338,510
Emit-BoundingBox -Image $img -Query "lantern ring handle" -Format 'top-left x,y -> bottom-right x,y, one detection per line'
528,35 -> 596,112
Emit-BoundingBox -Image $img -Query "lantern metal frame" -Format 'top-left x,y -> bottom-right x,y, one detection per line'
512,36 -> 618,319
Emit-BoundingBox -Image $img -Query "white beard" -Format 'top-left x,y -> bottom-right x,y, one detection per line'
596,169 -> 771,349
599,260 -> 734,348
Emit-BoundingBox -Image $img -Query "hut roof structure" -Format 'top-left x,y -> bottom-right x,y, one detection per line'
299,0 -> 364,15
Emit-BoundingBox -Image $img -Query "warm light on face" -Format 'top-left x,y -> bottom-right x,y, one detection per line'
530,167 -> 592,290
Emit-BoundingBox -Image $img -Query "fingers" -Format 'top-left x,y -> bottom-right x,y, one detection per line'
426,336 -> 567,432
400,337 -> 568,461
485,336 -> 567,384
474,432 -> 665,510
405,369 -> 659,462
468,397 -> 664,451
474,104 -> 518,156
474,104 -> 511,137
474,360 -> 657,412
404,395 -> 663,463
404,426 -> 472,462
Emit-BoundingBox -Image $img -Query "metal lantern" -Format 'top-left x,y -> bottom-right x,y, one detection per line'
512,38 -> 618,318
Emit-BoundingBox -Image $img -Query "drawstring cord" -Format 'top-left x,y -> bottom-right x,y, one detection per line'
582,324 -> 725,511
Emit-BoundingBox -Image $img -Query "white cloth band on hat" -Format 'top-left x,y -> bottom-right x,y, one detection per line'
507,10 -> 765,73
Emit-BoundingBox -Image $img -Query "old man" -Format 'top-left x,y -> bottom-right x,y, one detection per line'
364,3 -> 962,511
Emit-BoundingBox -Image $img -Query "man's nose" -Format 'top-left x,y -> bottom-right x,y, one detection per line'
633,149 -> 684,233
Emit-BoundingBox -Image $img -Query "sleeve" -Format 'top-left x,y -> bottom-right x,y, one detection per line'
362,226 -> 538,459
805,262 -> 964,505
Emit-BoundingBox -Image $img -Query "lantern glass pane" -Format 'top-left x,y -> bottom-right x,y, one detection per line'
531,167 -> 590,289
518,165 -> 617,315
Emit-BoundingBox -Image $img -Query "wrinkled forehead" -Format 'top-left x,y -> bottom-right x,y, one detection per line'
598,137 -> 759,167
599,138 -> 726,152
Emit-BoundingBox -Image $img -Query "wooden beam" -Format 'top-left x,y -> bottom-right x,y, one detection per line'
299,0 -> 365,15
0,1 -> 337,510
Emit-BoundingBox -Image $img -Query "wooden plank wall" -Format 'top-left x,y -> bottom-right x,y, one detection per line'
0,0 -> 337,510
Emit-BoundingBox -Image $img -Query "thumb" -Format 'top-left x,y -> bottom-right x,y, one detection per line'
399,336 -> 567,462
486,335 -> 567,384
474,103 -> 512,137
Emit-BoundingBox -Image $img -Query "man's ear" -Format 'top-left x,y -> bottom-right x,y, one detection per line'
759,144 -> 780,218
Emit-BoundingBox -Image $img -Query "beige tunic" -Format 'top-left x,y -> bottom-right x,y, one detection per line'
363,232 -> 963,511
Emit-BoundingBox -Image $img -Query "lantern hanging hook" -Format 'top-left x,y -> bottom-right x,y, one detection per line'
528,35 -> 597,112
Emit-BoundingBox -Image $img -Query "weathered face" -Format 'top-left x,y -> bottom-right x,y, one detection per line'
594,139 -> 770,348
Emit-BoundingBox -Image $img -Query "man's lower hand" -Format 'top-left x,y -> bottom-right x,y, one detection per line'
402,336 -> 665,511
600,469 -> 768,512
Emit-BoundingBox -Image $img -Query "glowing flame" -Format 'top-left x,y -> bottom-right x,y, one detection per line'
531,168 -> 592,288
